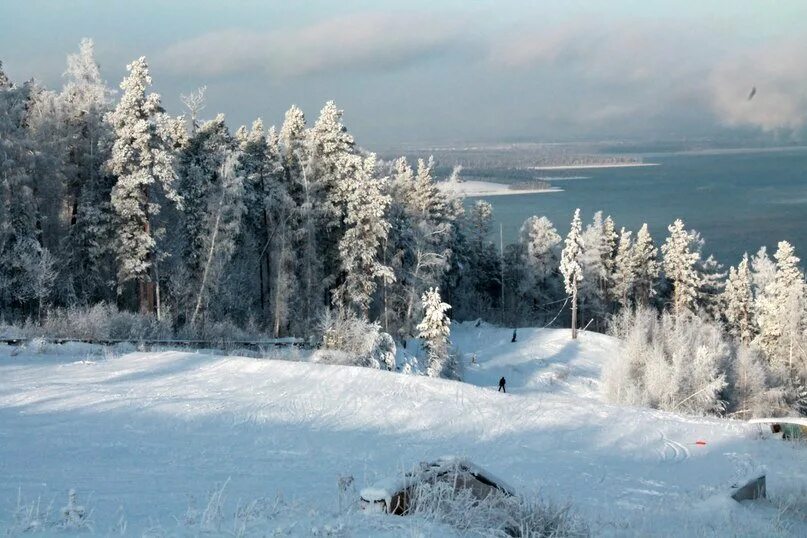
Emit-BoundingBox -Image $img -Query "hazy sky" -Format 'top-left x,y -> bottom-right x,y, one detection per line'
2,1 -> 806,147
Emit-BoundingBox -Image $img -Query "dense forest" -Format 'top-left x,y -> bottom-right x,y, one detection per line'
1,41 -> 806,416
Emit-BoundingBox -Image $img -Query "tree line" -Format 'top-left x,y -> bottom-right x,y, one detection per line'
1,42 -> 806,415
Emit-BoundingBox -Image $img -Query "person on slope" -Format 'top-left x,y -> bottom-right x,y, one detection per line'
498,376 -> 506,393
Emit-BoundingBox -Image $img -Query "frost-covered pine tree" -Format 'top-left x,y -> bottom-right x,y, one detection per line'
332,154 -> 394,317
0,76 -> 44,312
57,39 -> 116,304
307,101 -> 357,294
698,254 -> 726,320
105,57 -> 181,313
560,209 -> 584,339
579,211 -> 609,325
410,156 -> 447,219
400,157 -> 455,337
631,223 -> 659,305
518,216 -> 561,307
417,287 -> 453,378
754,241 -> 806,371
264,126 -> 298,336
176,114 -> 243,324
661,219 -> 701,316
610,227 -> 635,308
0,61 -> 10,89
601,215 -> 618,302
723,253 -> 755,344
454,199 -> 499,317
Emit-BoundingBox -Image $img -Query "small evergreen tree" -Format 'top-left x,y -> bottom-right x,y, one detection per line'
560,209 -> 584,338
632,223 -> 659,305
417,287 -> 453,378
662,219 -> 701,316
723,253 -> 755,344
611,227 -> 635,309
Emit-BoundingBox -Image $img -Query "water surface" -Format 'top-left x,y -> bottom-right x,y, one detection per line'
472,148 -> 807,267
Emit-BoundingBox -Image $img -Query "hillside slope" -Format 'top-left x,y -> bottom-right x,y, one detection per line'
0,324 -> 804,535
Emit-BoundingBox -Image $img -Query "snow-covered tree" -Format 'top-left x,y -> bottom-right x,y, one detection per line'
0,78 -> 43,313
723,253 -> 755,344
605,308 -> 729,415
560,209 -> 584,338
579,211 -> 609,326
57,39 -> 116,304
725,345 -> 785,418
662,219 -> 701,316
18,247 -> 57,323
105,57 -> 181,314
417,287 -> 454,378
400,157 -> 455,337
754,241 -> 806,372
307,101 -> 358,294
176,114 -> 243,324
452,199 -> 499,319
601,215 -> 618,302
332,154 -> 394,316
632,223 -> 659,305
0,61 -> 10,89
611,227 -> 635,308
698,254 -> 726,320
518,215 -> 561,310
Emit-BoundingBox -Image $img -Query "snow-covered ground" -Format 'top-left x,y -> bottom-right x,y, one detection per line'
0,324 -> 805,536
437,180 -> 561,197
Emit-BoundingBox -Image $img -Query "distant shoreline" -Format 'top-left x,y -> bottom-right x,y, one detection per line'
439,180 -> 562,197
531,162 -> 660,171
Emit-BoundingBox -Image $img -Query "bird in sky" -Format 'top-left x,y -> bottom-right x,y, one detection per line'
747,86 -> 757,101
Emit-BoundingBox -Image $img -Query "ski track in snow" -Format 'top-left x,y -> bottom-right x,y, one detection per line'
0,323 -> 804,536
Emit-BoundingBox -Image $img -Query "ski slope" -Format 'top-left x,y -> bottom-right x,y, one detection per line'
0,324 -> 805,535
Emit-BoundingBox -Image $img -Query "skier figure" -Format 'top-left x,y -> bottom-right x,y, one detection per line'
511,329 -> 517,343
498,376 -> 506,393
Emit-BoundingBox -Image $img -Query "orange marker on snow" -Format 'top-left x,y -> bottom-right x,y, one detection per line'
695,440 -> 707,446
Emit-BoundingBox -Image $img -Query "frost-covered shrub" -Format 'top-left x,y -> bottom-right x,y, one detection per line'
605,308 -> 730,415
59,489 -> 92,531
30,303 -> 173,341
9,489 -> 52,534
317,309 -> 396,369
605,307 -> 796,416
408,478 -> 587,537
25,336 -> 51,354
724,345 -> 788,418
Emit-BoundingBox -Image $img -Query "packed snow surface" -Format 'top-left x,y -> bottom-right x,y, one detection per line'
0,324 -> 805,535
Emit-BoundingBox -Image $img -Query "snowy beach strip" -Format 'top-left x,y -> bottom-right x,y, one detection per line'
438,180 -> 562,197
531,162 -> 659,170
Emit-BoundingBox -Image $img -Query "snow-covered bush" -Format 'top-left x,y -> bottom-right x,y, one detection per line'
724,345 -> 788,418
605,308 -> 730,415
407,477 -> 587,537
29,303 -> 173,342
8,489 -> 52,534
316,309 -> 396,369
25,336 -> 51,354
605,307 -> 798,417
59,489 -> 92,531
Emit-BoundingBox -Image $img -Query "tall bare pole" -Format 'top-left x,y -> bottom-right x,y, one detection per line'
500,223 -> 505,325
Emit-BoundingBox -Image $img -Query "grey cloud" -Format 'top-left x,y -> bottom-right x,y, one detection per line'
709,38 -> 807,132
158,12 -> 465,78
